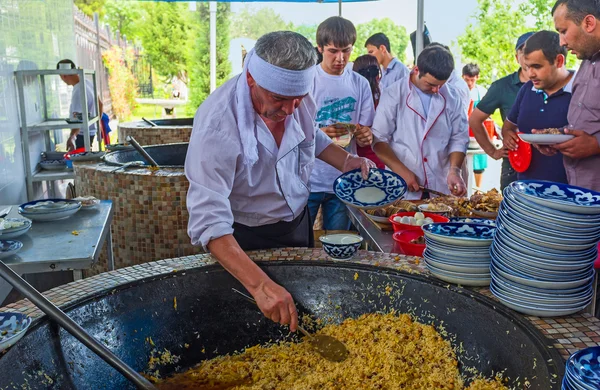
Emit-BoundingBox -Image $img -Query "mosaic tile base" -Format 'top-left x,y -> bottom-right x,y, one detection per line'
1,248 -> 597,362
118,124 -> 192,146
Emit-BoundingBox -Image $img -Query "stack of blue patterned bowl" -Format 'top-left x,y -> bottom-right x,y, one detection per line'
490,181 -> 600,317
563,346 -> 600,389
422,222 -> 496,286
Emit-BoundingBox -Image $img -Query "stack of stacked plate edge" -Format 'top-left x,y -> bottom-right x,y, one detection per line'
422,222 -> 496,286
491,181 -> 600,317
563,346 -> 600,389
0,218 -> 32,239
18,199 -> 82,222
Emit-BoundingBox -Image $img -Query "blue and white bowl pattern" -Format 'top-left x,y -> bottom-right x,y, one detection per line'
448,217 -> 496,227
0,312 -> 31,352
510,180 -> 600,214
0,218 -> 32,239
19,199 -> 81,222
333,168 -> 407,210
422,223 -> 496,240
319,234 -> 363,260
490,180 -> 599,317
0,240 -> 23,259
564,346 -> 600,390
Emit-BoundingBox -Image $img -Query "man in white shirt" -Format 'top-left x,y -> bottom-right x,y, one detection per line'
372,44 -> 469,200
309,16 -> 376,230
462,63 -> 488,105
56,59 -> 102,151
365,32 -> 410,89
185,31 -> 374,332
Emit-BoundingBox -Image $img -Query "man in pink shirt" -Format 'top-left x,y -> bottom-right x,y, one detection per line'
551,0 -> 600,191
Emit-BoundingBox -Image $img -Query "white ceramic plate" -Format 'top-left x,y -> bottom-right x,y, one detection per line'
0,312 -> 31,351
424,256 -> 490,274
0,218 -> 32,239
518,133 -> 574,145
491,286 -> 590,317
491,260 -> 594,290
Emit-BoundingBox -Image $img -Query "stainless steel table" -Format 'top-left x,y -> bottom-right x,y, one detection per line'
0,200 -> 114,304
347,206 -> 397,253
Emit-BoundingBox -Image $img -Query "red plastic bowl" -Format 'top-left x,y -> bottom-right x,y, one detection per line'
393,230 -> 426,257
388,212 -> 449,233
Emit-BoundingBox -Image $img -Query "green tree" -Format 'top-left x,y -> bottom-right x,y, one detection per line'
188,3 -> 232,112
520,0 -> 556,30
229,6 -> 291,39
353,19 -> 409,63
139,2 -> 192,81
292,24 -> 318,46
104,0 -> 143,42
74,0 -> 106,18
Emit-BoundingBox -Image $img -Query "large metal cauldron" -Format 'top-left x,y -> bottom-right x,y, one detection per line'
0,262 -> 563,389
103,143 -> 188,167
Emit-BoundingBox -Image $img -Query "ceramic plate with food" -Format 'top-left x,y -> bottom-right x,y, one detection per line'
519,129 -> 573,145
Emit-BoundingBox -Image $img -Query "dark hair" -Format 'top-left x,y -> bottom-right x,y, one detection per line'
462,63 -> 480,77
353,54 -> 381,107
552,0 -> 600,24
416,45 -> 454,81
316,16 -> 356,48
56,59 -> 76,69
523,30 -> 568,64
315,46 -> 323,65
365,33 -> 391,53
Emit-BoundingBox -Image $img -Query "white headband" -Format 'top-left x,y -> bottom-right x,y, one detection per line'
235,49 -> 316,167
247,49 -> 315,97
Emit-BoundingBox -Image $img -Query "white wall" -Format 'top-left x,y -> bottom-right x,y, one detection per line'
0,0 -> 76,204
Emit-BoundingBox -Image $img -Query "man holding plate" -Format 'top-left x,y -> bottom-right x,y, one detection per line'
185,31 -> 374,332
550,0 -> 600,191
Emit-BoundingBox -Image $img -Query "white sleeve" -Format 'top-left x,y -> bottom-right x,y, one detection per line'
185,113 -> 240,250
315,126 -> 333,155
371,85 -> 400,144
358,78 -> 375,127
447,95 -> 469,154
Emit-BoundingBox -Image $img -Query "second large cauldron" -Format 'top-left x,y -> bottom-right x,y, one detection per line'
0,261 -> 563,389
118,118 -> 194,146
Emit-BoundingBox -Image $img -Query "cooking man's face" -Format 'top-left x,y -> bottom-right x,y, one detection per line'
247,72 -> 305,122
366,44 -> 384,65
523,50 -> 562,91
319,43 -> 353,75
413,68 -> 446,94
553,4 -> 599,60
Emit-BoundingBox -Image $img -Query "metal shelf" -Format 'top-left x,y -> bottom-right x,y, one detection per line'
26,117 -> 100,131
31,169 -> 75,182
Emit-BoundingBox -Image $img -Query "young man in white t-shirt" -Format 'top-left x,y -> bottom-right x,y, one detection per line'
308,16 -> 376,230
56,59 -> 103,151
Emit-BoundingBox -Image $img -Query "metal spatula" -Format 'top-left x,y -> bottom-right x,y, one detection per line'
232,288 -> 349,362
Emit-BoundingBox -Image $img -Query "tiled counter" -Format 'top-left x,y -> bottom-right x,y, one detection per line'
1,248 -> 598,361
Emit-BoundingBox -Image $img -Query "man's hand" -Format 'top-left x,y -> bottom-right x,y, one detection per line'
490,147 -> 509,160
398,168 -> 420,193
322,125 -> 349,139
343,154 -> 376,179
66,136 -> 76,151
354,124 -> 373,147
533,144 -> 558,156
552,129 -> 600,159
501,129 -> 520,151
249,279 -> 298,332
447,166 -> 467,196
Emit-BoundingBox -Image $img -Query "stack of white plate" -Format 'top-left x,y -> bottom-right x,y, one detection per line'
422,222 -> 496,286
563,346 -> 600,389
0,218 -> 32,239
18,199 -> 81,222
491,181 -> 600,317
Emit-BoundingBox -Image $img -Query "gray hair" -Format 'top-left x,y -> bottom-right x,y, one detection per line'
254,31 -> 317,71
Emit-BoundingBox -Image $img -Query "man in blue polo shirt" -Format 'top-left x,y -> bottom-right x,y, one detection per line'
501,30 -> 573,183
365,33 -> 410,89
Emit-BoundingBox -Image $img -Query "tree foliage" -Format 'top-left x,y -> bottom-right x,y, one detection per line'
458,0 -> 576,87
74,0 -> 106,18
229,6 -> 291,39
103,46 -> 138,120
188,3 -> 232,113
103,0 -> 143,42
138,2 -> 192,81
353,18 -> 409,63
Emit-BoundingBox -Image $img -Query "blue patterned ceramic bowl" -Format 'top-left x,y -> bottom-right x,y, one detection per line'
422,223 -> 496,247
448,217 -> 496,227
509,180 -> 600,215
0,312 -> 31,352
333,168 -> 407,210
0,240 -> 23,259
19,199 -> 81,222
566,346 -> 600,389
319,234 -> 363,260
0,218 -> 32,239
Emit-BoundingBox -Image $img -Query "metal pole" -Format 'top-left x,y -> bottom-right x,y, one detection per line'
210,1 -> 217,93
0,261 -> 157,390
339,0 -> 342,16
416,0 -> 425,59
